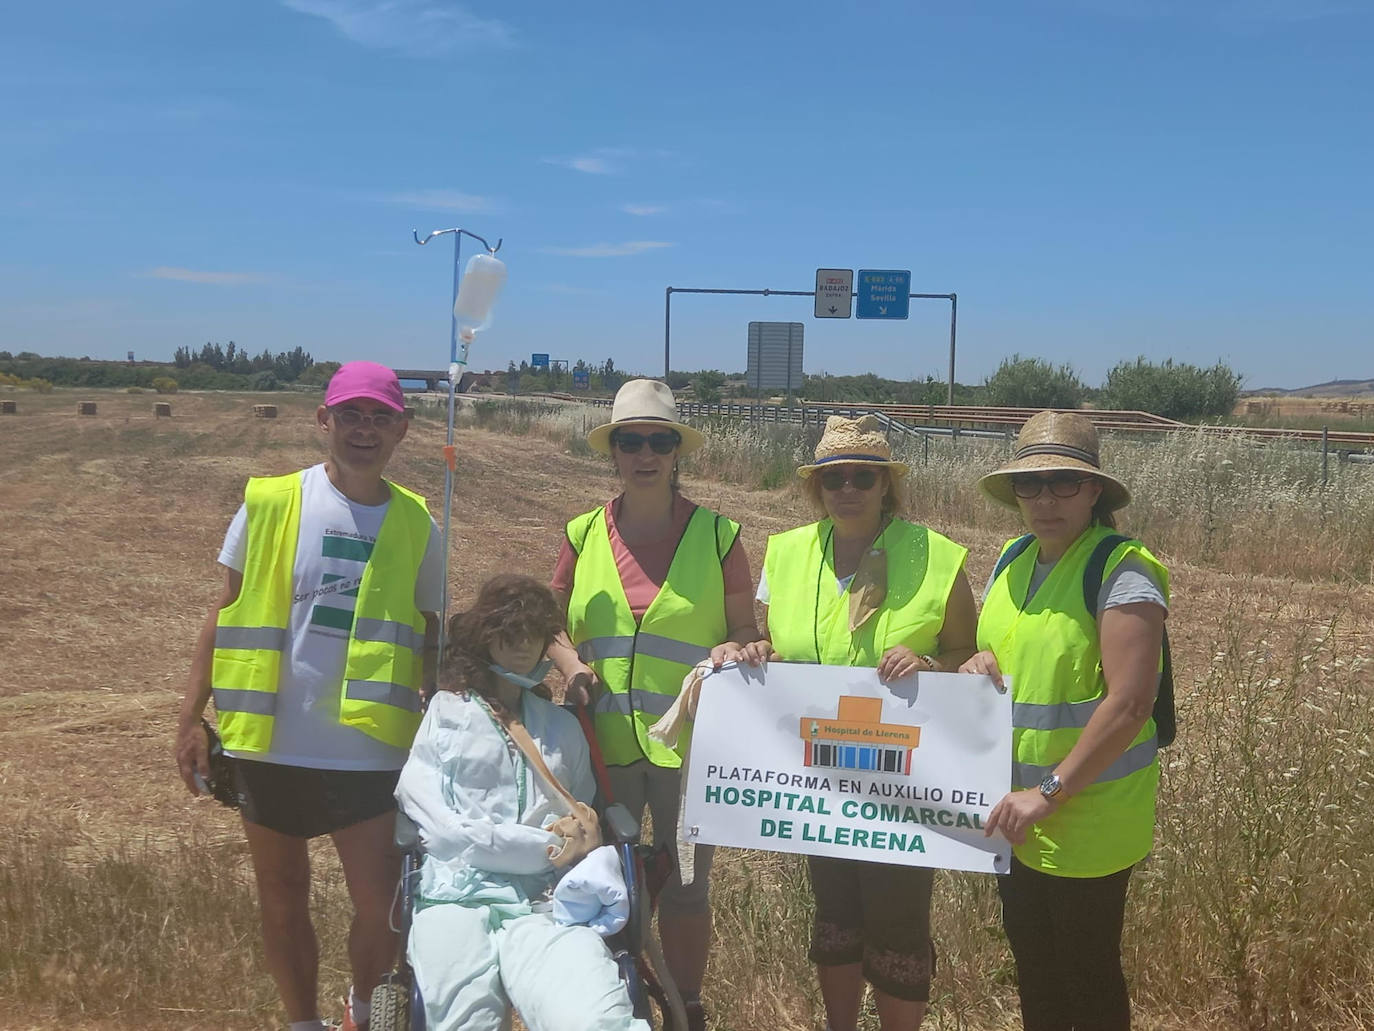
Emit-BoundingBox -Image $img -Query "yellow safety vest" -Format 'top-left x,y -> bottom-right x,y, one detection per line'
978,523 -> 1170,877
212,471 -> 433,752
565,503 -> 738,768
763,519 -> 968,666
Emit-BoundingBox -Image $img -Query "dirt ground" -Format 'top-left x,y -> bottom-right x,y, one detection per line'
3,389 -> 1370,1031
0,390 -> 794,850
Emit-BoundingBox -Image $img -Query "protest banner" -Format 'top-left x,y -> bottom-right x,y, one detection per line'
681,662 -> 1012,874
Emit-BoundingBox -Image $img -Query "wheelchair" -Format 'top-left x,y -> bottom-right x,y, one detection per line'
369,709 -> 681,1030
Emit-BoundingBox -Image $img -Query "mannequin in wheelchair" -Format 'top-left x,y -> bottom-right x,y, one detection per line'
395,575 -> 650,1031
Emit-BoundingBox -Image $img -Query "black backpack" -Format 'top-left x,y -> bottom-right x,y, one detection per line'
990,533 -> 1176,748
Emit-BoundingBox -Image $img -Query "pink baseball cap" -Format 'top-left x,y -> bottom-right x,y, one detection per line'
325,361 -> 405,412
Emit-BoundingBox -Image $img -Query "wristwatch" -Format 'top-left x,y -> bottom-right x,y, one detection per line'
1038,773 -> 1065,802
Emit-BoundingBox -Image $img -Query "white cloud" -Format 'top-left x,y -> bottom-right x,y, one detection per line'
384,189 -> 497,213
542,146 -> 675,176
281,0 -> 514,53
144,266 -> 265,286
621,202 -> 667,216
544,155 -> 617,175
538,241 -> 675,258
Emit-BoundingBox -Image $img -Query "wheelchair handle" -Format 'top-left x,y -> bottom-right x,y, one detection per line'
602,802 -> 641,846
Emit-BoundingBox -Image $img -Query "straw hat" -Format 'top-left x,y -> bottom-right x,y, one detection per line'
797,415 -> 909,480
586,379 -> 704,456
978,410 -> 1131,511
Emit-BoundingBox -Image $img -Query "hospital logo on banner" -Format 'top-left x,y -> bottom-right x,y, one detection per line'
802,696 -> 918,775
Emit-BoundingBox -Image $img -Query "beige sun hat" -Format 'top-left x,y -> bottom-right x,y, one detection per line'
586,379 -> 705,456
797,415 -> 910,480
978,410 -> 1131,511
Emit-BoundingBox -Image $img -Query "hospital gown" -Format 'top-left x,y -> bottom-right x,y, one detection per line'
396,689 -> 649,1031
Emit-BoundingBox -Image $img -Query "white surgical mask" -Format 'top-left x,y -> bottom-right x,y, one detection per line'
488,658 -> 553,691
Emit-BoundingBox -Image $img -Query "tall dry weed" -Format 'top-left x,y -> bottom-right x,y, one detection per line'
0,828 -> 352,1027
470,402 -> 1374,581
9,397 -> 1374,1029
1132,593 -> 1374,1030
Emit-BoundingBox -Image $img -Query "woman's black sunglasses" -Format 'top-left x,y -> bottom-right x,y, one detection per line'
613,430 -> 681,455
1010,473 -> 1092,499
819,467 -> 880,491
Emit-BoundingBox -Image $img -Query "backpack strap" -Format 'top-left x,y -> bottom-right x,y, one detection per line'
1082,534 -> 1176,749
1082,534 -> 1133,614
990,533 -> 1036,584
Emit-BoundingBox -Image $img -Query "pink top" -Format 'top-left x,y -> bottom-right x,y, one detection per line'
551,493 -> 753,622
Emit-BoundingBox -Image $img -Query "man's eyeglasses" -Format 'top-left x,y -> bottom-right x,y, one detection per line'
331,407 -> 402,429
1010,473 -> 1092,499
613,430 -> 681,455
819,467 -> 880,492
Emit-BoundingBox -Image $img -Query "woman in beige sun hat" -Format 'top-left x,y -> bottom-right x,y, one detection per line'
739,414 -> 978,1031
547,378 -> 760,1028
961,409 -> 1169,1031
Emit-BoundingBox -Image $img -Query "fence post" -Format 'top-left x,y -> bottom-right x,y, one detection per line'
1322,425 -> 1330,486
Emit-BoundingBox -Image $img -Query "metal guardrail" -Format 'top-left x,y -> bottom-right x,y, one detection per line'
575,395 -> 1374,449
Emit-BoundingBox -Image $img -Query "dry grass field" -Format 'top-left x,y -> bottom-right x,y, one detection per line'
2,390 -> 1373,1030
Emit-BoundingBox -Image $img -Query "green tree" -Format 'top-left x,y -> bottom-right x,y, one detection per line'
983,355 -> 1085,409
1099,358 -> 1243,421
692,370 -> 726,403
296,361 -> 340,387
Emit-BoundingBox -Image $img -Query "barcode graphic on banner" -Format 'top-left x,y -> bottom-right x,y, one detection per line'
805,740 -> 911,774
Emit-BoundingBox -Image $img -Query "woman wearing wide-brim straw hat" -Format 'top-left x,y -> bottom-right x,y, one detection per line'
548,378 -> 760,1031
737,414 -> 978,1031
959,409 -> 1170,1031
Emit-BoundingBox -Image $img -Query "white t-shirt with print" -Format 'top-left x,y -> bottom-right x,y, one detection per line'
218,464 -> 444,770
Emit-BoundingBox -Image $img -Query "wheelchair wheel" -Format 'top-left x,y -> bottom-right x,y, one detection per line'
370,979 -> 410,1031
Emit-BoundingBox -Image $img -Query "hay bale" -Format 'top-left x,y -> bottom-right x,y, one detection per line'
253,404 -> 278,419
0,400 -> 15,415
78,402 -> 98,416
154,402 -> 172,418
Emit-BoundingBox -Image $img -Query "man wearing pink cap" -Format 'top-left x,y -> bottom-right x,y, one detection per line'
175,361 -> 442,1031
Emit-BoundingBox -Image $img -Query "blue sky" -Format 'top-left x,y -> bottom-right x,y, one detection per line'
2,1 -> 1370,389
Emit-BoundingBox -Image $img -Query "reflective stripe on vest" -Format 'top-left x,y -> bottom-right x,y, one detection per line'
762,518 -> 967,667
565,503 -> 736,768
593,688 -> 679,718
353,617 -> 426,653
1014,736 -> 1159,789
577,632 -> 711,667
1012,696 -> 1103,732
214,626 -> 288,651
212,472 -> 432,753
212,687 -> 278,717
978,523 -> 1170,877
344,678 -> 424,713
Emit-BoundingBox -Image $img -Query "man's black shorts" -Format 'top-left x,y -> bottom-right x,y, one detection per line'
231,758 -> 400,839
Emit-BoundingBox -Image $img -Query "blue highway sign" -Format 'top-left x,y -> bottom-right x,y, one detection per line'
531,352 -> 550,368
573,369 -> 590,390
856,270 -> 911,320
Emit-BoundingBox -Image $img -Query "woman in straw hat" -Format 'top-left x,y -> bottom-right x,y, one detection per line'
960,409 -> 1169,1031
738,414 -> 977,1031
548,379 -> 760,1030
